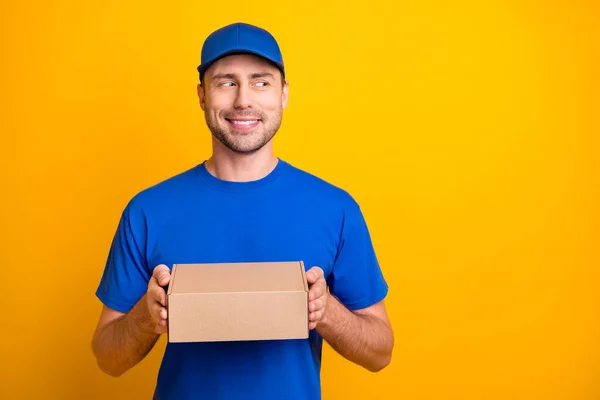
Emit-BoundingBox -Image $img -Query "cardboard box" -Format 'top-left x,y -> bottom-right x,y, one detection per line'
166,261 -> 309,343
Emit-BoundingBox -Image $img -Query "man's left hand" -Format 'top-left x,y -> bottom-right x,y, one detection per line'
306,266 -> 328,330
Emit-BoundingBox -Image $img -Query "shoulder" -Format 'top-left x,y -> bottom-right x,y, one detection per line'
120,165 -> 201,219
280,160 -> 360,210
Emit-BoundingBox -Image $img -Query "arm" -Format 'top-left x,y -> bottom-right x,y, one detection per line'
92,265 -> 171,377
317,296 -> 393,372
306,267 -> 394,372
307,197 -> 393,371
91,298 -> 159,377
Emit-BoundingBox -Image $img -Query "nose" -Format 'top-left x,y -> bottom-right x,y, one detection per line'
233,84 -> 252,109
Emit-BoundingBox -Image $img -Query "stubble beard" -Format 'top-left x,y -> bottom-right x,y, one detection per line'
205,108 -> 283,155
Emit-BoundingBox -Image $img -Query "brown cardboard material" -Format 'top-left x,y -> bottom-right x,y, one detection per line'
166,261 -> 309,343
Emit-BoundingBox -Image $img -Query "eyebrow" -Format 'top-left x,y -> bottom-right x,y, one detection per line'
211,73 -> 236,80
211,72 -> 276,80
250,72 -> 275,79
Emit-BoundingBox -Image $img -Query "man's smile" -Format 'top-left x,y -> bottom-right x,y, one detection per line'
226,118 -> 261,130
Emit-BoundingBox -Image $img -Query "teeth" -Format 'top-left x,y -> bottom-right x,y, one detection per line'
231,120 -> 258,125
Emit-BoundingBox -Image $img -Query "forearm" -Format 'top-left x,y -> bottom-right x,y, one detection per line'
92,294 -> 160,377
316,294 -> 394,372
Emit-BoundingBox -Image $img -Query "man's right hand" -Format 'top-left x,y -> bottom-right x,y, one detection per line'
147,264 -> 171,334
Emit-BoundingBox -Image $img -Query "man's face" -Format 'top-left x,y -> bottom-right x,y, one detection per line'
198,54 -> 288,155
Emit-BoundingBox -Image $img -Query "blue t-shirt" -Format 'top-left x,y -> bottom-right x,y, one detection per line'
96,159 -> 388,400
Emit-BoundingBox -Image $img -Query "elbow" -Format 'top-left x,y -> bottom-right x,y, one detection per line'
93,347 -> 128,377
92,340 -> 127,378
366,353 -> 392,373
94,350 -> 131,377
366,335 -> 394,373
97,359 -> 127,378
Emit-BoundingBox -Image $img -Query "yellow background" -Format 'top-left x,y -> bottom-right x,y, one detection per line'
1,0 -> 598,399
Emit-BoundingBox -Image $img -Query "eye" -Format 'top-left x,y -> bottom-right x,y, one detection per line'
255,81 -> 269,87
219,81 -> 235,87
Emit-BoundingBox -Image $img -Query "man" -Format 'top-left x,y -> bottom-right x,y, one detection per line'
92,22 -> 394,400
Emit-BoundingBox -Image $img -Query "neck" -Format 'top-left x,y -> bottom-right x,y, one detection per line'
205,141 -> 278,182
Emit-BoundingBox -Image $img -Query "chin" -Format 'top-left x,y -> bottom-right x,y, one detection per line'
209,122 -> 278,155
217,136 -> 268,155
230,147 -> 263,155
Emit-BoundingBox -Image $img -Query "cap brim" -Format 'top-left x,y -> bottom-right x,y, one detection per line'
197,49 -> 285,81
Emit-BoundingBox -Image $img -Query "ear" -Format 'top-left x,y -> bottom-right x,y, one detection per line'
281,80 -> 289,110
197,83 -> 206,111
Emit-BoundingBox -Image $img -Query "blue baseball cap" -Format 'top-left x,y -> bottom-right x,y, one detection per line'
197,22 -> 285,82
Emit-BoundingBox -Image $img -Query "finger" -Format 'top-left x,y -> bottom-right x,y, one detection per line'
147,289 -> 167,319
309,321 -> 317,330
149,300 -> 167,323
308,279 -> 326,301
309,298 -> 324,312
150,284 -> 167,306
309,311 -> 322,323
152,264 -> 171,287
305,266 -> 324,284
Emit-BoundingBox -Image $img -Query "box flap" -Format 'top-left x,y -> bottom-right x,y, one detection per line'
169,261 -> 307,294
166,264 -> 177,295
299,260 -> 308,292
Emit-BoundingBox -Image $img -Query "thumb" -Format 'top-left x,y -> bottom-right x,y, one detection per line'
306,266 -> 324,284
153,264 -> 171,287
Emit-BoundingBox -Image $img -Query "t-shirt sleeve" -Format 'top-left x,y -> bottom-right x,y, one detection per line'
95,203 -> 151,313
327,198 -> 389,311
